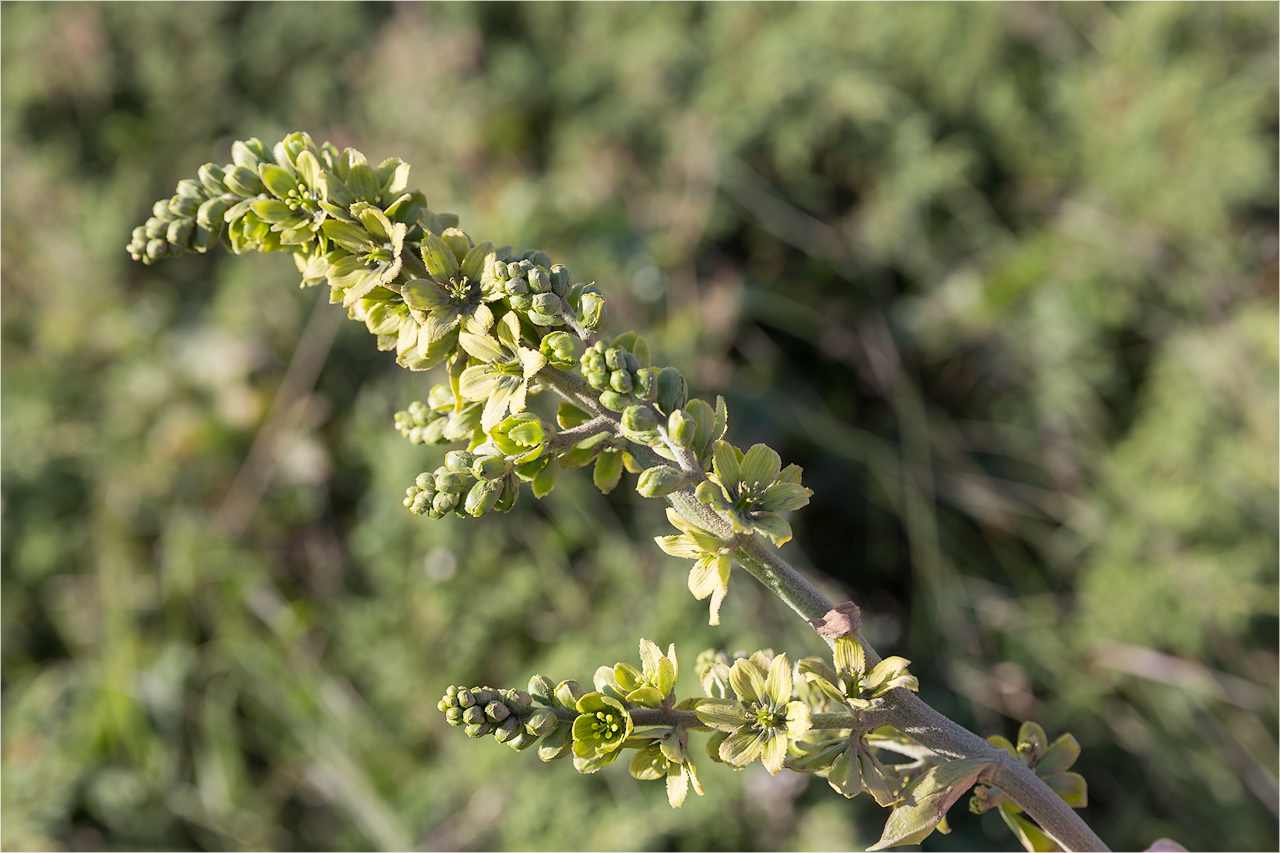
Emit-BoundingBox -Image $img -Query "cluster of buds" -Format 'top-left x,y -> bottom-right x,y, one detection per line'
393,385 -> 483,446
403,448 -> 518,519
486,254 -> 606,333
579,334 -> 687,419
438,685 -> 558,751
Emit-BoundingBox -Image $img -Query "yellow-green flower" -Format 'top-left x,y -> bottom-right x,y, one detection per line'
571,692 -> 633,773
457,312 -> 548,433
695,441 -> 811,546
695,653 -> 811,775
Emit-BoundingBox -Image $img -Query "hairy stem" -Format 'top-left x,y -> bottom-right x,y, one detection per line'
534,361 -> 1108,852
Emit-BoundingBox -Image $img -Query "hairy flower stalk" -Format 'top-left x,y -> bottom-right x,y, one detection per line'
130,133 -> 1109,852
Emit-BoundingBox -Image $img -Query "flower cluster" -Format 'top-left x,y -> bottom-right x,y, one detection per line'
438,685 -> 556,751
696,652 -> 812,775
695,440 -> 812,546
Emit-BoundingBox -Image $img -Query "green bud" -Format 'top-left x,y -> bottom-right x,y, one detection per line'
472,454 -> 508,481
549,264 -> 572,297
464,722 -> 491,738
197,163 -> 228,196
445,450 -> 475,473
598,390 -> 631,413
579,290 -> 606,331
463,705 -> 486,726
196,197 -> 227,229
524,707 -> 559,737
176,178 -> 204,199
526,250 -> 552,270
224,164 -> 265,196
655,367 -> 687,414
554,680 -> 586,711
168,194 -> 200,218
434,470 -> 466,493
636,465 -> 686,498
493,715 -> 523,744
532,292 -> 563,316
632,368 -> 657,401
456,690 -> 476,708
505,276 -> 530,296
529,675 -> 556,705
432,492 -> 459,515
166,218 -> 194,248
609,369 -> 634,394
445,707 -> 465,726
152,200 -> 176,221
621,405 -> 657,434
485,701 -> 510,723
668,410 -> 697,448
528,266 -> 550,293
540,331 -> 584,369
465,479 -> 503,516
509,293 -> 534,312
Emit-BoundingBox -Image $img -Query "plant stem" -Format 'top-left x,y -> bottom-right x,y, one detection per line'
535,363 -> 1109,852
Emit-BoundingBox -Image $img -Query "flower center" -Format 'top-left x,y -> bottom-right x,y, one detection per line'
590,710 -> 623,743
283,185 -> 320,215
749,700 -> 784,730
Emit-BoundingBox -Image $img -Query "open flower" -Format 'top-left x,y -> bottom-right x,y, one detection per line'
694,441 -> 812,546
654,508 -> 734,625
629,729 -> 705,808
571,692 -> 633,773
458,312 -> 548,432
695,653 -> 811,775
400,228 -> 503,365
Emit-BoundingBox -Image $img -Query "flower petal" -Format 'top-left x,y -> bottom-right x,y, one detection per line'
764,653 -> 793,705
711,440 -> 742,487
420,230 -> 460,279
718,731 -> 764,769
740,443 -> 782,490
760,732 -> 788,775
729,658 -> 765,705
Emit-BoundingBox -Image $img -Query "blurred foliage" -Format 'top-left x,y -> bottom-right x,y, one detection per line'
2,3 -> 1276,851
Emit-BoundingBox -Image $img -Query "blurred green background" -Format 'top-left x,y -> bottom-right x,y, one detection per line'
2,3 -> 1276,851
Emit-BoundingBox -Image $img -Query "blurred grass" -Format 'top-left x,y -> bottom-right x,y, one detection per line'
2,3 -> 1276,851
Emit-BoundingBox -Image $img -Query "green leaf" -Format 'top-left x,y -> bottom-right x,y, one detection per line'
998,808 -> 1064,853
593,452 -> 624,495
868,757 -> 992,850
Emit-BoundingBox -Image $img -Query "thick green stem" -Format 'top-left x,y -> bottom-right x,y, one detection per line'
535,361 -> 1108,852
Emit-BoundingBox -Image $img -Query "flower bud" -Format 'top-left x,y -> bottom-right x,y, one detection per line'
485,701 -> 511,723
609,369 -> 634,395
471,454 -> 508,481
528,266 -> 551,293
168,194 -> 200,218
549,264 -> 572,297
524,707 -> 559,737
176,178 -> 204,199
464,479 -> 503,517
621,405 -> 657,434
598,390 -> 631,413
668,410 -> 698,448
493,715 -> 523,744
655,367 -> 688,414
432,491 -> 459,515
224,165 -> 264,196
632,368 -> 657,401
197,163 -> 228,196
578,290 -> 606,331
636,465 -> 686,498
540,331 -> 584,369
434,470 -> 466,493
463,705 -> 486,726
532,292 -> 563,317
166,218 -> 194,248
505,276 -> 529,296
445,450 -> 475,473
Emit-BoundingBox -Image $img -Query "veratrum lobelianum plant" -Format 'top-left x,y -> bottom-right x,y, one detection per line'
129,132 -> 1123,852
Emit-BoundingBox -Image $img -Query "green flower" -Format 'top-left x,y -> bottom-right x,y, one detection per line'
629,729 -> 705,808
322,204 -> 408,306
252,142 -> 330,246
458,312 -> 548,433
571,692 -> 633,773
596,639 -> 679,709
400,228 -> 502,360
654,508 -> 733,625
694,441 -> 812,546
695,653 -> 812,775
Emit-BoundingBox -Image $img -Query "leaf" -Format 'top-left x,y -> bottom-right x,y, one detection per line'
868,757 -> 992,851
998,807 -> 1064,853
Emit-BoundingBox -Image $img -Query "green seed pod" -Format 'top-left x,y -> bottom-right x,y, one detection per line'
668,409 -> 698,449
655,366 -> 688,414
621,405 -> 657,434
598,390 -> 631,413
636,465 -> 686,498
